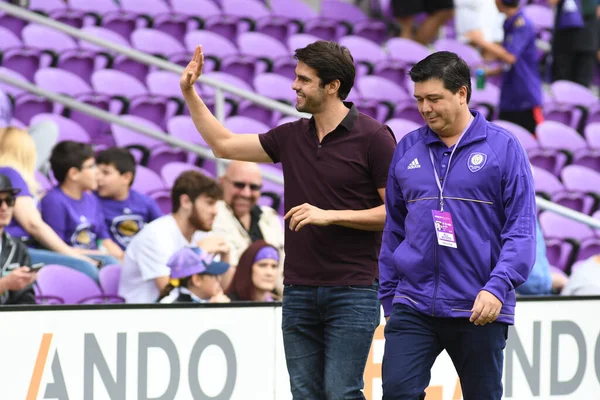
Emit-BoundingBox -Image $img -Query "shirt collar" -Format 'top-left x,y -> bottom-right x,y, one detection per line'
504,10 -> 524,31
309,101 -> 358,132
423,110 -> 486,148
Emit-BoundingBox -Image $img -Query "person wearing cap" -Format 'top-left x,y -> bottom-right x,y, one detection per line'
379,52 -> 535,399
227,240 -> 280,302
157,246 -> 230,304
0,173 -> 36,305
472,0 -> 543,134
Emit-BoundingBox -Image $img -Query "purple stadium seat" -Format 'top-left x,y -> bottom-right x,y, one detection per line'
540,212 -> 596,271
561,165 -> 600,211
98,264 -> 122,296
22,24 -> 78,52
221,0 -> 295,42
132,165 -> 168,195
68,0 -> 120,13
161,162 -> 214,188
225,116 -> 271,134
184,30 -> 239,74
584,123 -> 600,149
174,0 -> 240,42
0,26 -> 22,51
492,120 -> 539,151
91,69 -> 176,129
356,75 -> 414,122
271,0 -> 338,41
0,11 -> 28,37
79,26 -> 131,53
533,166 -> 565,196
29,0 -> 68,13
433,39 -> 483,69
0,47 -> 47,83
167,115 -> 209,165
35,170 -> 53,194
385,37 -> 432,65
12,94 -> 53,126
523,4 -> 554,32
339,36 -> 387,78
36,265 -> 125,304
130,28 -> 188,66
321,0 -> 387,44
536,120 -> 600,170
149,189 -> 172,214
236,73 -> 295,125
287,33 -> 321,53
146,71 -> 186,97
530,121 -> 583,176
34,68 -> 93,97
0,67 -> 29,97
549,80 -> 600,129
30,114 -> 91,143
576,238 -> 600,263
385,118 -> 421,142
237,31 -> 294,81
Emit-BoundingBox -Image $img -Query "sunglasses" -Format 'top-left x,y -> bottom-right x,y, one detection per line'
231,181 -> 262,191
0,197 -> 15,207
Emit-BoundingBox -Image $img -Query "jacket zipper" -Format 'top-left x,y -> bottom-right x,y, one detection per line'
394,295 -> 419,305
432,240 -> 438,316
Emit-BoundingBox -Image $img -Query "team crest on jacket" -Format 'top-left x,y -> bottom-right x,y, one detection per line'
467,152 -> 487,172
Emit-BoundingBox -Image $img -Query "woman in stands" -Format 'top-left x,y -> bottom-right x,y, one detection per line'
227,240 -> 280,302
0,127 -> 102,280
158,246 -> 231,304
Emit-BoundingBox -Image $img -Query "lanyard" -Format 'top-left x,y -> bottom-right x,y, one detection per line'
428,116 -> 473,212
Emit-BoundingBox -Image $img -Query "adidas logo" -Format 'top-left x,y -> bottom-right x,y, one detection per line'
407,158 -> 421,170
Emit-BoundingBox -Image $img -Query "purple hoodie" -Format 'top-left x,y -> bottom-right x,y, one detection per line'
379,111 -> 536,325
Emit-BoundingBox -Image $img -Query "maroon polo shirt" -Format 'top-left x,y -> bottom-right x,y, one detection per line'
258,102 -> 397,286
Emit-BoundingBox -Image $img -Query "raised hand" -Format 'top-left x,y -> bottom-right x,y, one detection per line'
180,45 -> 204,92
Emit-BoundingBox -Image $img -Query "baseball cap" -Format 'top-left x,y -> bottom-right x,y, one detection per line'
0,89 -> 13,129
0,174 -> 21,196
167,246 -> 229,279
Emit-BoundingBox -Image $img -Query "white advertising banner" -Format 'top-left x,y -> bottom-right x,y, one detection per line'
0,299 -> 599,399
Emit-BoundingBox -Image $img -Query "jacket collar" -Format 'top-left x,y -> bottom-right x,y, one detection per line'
422,110 -> 487,148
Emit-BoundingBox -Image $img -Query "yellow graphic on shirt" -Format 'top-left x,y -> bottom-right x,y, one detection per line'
111,214 -> 144,248
70,222 -> 97,249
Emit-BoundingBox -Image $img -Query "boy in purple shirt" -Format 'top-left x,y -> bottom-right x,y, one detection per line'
41,141 -> 123,265
474,0 -> 544,133
95,147 -> 162,250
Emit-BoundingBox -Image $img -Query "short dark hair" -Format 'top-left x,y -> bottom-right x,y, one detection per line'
96,147 -> 136,185
294,40 -> 355,100
409,51 -> 472,103
171,170 -> 223,213
49,140 -> 95,183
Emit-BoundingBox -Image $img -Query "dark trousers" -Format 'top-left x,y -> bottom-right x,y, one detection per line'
499,107 -> 543,134
282,284 -> 380,400
382,304 -> 508,400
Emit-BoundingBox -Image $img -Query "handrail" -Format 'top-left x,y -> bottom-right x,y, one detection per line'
0,73 -> 285,185
0,1 -> 309,119
536,197 -> 600,229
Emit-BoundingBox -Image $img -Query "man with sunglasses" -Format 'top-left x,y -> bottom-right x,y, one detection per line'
211,161 -> 284,292
0,173 -> 36,305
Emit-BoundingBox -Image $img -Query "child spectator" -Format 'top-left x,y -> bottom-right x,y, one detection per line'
95,147 -> 162,250
41,141 -> 123,267
227,240 -> 280,302
158,246 -> 231,303
0,128 -> 102,280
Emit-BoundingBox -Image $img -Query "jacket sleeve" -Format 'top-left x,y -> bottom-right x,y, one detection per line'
378,149 -> 408,317
8,243 -> 36,305
483,140 -> 537,303
516,219 -> 552,295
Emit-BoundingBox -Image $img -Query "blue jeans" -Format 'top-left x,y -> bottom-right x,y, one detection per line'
382,304 -> 508,400
282,283 -> 380,400
29,249 -> 120,282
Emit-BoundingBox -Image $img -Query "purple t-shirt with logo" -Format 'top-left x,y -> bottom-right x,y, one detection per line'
0,167 -> 32,241
96,190 -> 162,250
41,187 -> 110,249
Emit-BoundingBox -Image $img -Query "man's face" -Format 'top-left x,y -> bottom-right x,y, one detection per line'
0,193 -> 15,228
188,195 -> 219,232
222,168 -> 262,218
96,164 -> 130,198
74,157 -> 98,191
292,61 -> 328,114
414,78 -> 466,138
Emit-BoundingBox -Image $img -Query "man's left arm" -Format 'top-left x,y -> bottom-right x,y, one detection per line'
472,140 -> 537,324
286,126 -> 396,232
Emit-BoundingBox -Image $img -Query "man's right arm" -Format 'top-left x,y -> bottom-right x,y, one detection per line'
180,46 -> 273,163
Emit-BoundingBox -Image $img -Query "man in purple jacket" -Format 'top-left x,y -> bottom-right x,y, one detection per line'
379,51 -> 536,399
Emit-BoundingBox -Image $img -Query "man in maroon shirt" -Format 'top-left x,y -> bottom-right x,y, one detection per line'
180,40 -> 396,399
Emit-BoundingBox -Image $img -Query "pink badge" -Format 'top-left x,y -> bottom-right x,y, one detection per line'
432,210 -> 457,248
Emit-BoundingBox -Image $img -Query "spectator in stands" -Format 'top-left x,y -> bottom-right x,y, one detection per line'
0,173 -> 36,305
454,0 -> 505,53
550,0 -> 599,87
212,161 -> 284,290
95,147 -> 162,250
41,141 -> 123,268
0,89 -> 59,171
227,240 -> 280,302
0,128 -> 102,281
476,0 -> 543,134
157,245 -> 230,303
391,0 -> 454,44
181,41 -> 395,400
118,171 -> 231,303
561,255 -> 600,295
